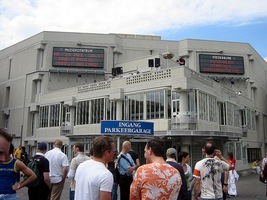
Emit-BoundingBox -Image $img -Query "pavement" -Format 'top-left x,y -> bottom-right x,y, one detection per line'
17,172 -> 266,200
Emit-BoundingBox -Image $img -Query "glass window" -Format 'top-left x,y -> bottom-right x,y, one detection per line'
124,93 -> 144,120
50,104 -> 60,127
146,90 -> 165,120
76,100 -> 89,125
90,98 -> 105,124
39,106 -> 48,127
198,92 -> 208,121
247,148 -> 261,162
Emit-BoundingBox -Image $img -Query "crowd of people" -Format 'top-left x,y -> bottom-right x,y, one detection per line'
2,127 -> 267,200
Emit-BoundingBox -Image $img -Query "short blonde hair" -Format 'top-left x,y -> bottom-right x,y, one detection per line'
54,139 -> 63,148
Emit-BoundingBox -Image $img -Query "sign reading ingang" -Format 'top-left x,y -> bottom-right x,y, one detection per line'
101,120 -> 154,136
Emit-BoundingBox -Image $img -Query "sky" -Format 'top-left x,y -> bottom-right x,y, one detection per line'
1,0 -> 267,61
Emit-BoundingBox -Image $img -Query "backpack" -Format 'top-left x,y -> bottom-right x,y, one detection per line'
263,162 -> 267,178
23,159 -> 41,187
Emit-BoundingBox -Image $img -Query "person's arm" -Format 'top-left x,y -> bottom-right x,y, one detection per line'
215,150 -> 230,169
193,178 -> 200,200
62,166 -> 69,180
100,191 -> 112,200
67,159 -> 76,179
135,158 -> 140,168
43,172 -> 50,187
12,160 -> 37,190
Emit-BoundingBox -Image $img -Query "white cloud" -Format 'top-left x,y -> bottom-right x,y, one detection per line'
0,0 -> 267,49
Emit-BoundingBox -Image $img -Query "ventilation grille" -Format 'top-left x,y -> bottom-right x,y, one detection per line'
126,69 -> 171,85
78,81 -> 111,93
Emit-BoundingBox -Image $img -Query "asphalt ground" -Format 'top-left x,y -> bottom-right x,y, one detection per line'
17,172 -> 266,200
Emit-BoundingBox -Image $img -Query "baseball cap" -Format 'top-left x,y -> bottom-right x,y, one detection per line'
166,148 -> 177,156
38,142 -> 47,151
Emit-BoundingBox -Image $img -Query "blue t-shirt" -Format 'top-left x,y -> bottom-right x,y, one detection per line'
0,158 -> 18,194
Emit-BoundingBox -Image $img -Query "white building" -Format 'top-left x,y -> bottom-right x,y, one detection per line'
1,31 -> 266,170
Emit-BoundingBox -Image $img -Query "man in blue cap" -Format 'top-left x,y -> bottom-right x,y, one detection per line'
28,142 -> 51,200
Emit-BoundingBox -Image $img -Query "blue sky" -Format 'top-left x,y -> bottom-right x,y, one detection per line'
0,0 -> 267,61
157,21 -> 267,59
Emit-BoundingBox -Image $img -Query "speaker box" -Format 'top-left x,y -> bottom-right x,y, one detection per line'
155,58 -> 160,67
148,59 -> 154,67
112,68 -> 117,76
117,67 -> 123,75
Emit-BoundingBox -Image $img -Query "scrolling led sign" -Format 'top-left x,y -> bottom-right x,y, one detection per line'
199,54 -> 244,74
52,47 -> 104,68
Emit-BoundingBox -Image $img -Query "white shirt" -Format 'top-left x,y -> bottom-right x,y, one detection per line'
45,147 -> 69,183
193,158 -> 229,199
74,159 -> 113,200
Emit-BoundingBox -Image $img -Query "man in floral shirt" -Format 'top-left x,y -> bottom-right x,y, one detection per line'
130,138 -> 182,200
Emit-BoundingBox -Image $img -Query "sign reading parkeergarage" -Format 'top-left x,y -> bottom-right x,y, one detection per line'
101,120 -> 154,135
199,54 -> 244,74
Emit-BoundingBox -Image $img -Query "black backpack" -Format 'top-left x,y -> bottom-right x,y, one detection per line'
23,159 -> 41,187
263,162 -> 267,178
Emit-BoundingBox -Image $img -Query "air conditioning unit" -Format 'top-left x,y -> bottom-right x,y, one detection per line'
61,122 -> 72,131
65,122 -> 71,126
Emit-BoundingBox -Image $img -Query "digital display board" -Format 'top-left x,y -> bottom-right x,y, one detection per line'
199,54 -> 244,74
52,47 -> 104,68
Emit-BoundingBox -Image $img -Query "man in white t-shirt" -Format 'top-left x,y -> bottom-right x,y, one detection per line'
193,141 -> 230,200
45,139 -> 69,200
75,136 -> 116,200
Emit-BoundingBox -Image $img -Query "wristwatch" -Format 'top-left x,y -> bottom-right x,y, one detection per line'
223,183 -> 228,186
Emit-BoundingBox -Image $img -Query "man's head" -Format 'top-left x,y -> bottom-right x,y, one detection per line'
144,138 -> 165,163
72,143 -> 84,155
38,142 -> 47,153
122,141 -> 131,153
204,141 -> 216,156
0,128 -> 13,163
92,136 -> 116,162
166,148 -> 177,159
54,139 -> 63,149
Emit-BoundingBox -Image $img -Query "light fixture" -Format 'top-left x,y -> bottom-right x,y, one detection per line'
163,52 -> 174,59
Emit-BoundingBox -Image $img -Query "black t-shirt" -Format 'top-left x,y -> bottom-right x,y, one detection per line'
33,154 -> 49,184
128,150 -> 139,165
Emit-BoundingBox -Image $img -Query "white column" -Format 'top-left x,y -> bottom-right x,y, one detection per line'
179,92 -> 188,113
116,100 -> 122,120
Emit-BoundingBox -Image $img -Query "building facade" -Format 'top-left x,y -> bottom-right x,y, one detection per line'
1,31 -> 266,170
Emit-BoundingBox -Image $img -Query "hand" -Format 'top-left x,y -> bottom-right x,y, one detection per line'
214,149 -> 222,158
127,166 -> 135,173
12,184 -> 21,191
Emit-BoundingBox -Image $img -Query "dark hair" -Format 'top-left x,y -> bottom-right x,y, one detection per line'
204,141 -> 216,155
146,138 -> 165,157
74,143 -> 84,152
178,151 -> 189,163
228,152 -> 234,159
93,136 -> 114,158
0,128 -> 13,143
21,146 -> 26,152
9,143 -> 14,155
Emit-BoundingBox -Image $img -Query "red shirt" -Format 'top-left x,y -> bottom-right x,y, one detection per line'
228,158 -> 236,170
